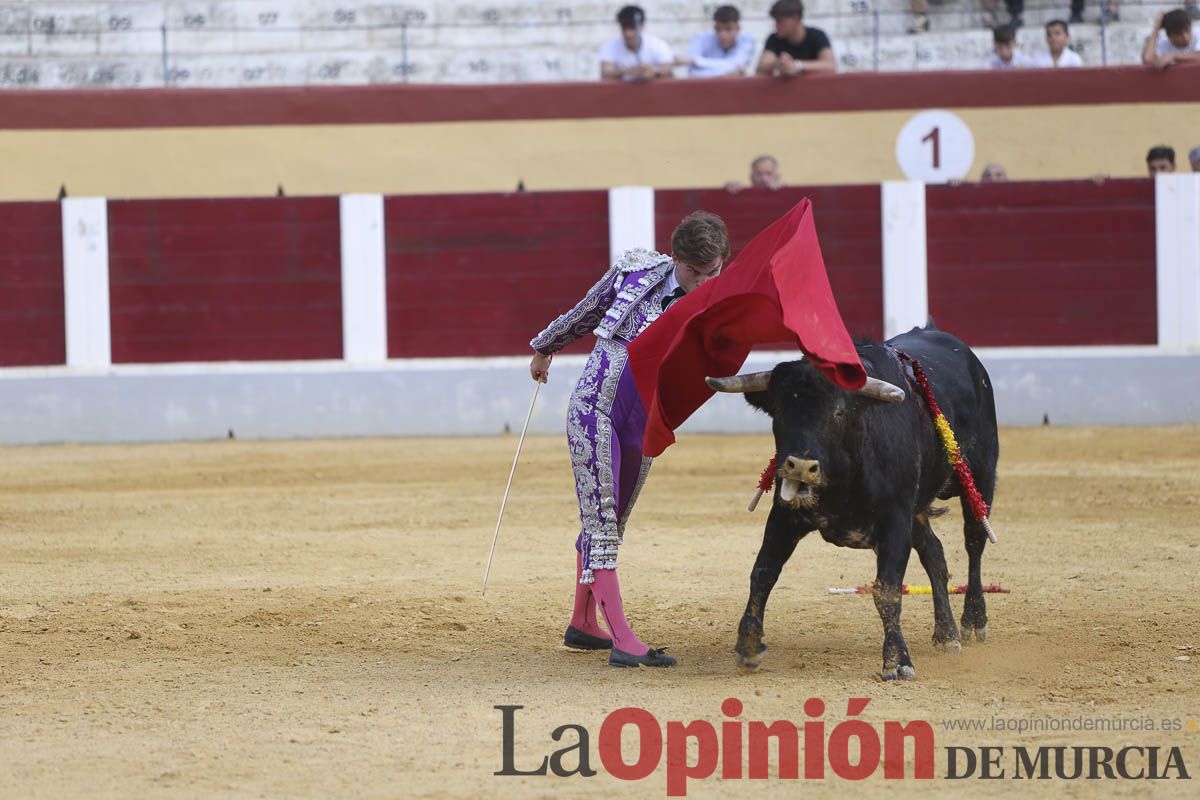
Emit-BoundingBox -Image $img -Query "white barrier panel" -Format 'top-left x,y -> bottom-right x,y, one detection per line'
607,186 -> 655,266
339,193 -> 388,363
881,180 -> 928,339
61,197 -> 111,369
1155,173 -> 1200,349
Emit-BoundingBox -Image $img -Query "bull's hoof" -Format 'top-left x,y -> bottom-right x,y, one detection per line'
962,625 -> 988,643
934,638 -> 962,653
735,643 -> 767,671
882,664 -> 917,681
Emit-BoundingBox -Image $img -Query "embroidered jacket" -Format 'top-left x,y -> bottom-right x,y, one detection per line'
530,248 -> 675,354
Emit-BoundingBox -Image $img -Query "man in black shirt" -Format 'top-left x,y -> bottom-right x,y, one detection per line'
756,0 -> 837,76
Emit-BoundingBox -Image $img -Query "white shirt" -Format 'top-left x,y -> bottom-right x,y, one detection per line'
1155,30 -> 1200,56
663,268 -> 681,297
598,32 -> 674,77
1032,48 -> 1083,68
983,52 -> 1033,70
686,31 -> 757,77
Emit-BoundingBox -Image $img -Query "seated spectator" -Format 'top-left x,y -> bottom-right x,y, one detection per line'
979,162 -> 1009,182
1146,145 -> 1176,175
685,5 -> 756,77
1189,145 -> 1200,172
725,155 -> 785,193
985,25 -> 1032,69
1069,2 -> 1120,24
599,5 -> 675,82
908,0 -> 930,34
1033,20 -> 1083,67
982,0 -> 1025,30
1142,9 -> 1200,70
756,0 -> 837,77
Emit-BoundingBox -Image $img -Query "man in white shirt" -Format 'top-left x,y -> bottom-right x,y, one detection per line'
599,5 -> 675,82
1033,19 -> 1084,67
1142,8 -> 1200,69
984,24 -> 1032,69
685,5 -> 757,77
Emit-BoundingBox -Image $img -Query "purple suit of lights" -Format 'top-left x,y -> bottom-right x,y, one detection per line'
531,248 -> 677,584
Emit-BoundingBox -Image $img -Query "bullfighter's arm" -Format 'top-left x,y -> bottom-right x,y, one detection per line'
529,261 -> 622,355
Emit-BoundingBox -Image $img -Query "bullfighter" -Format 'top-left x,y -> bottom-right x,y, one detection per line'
528,211 -> 729,667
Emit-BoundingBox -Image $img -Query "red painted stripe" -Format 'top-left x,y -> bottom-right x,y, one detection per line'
0,202 -> 66,367
2,65 -> 1197,130
108,197 -> 343,363
926,179 -> 1156,347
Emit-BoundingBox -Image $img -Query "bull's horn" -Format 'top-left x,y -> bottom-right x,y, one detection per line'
705,371 -> 772,393
855,377 -> 906,404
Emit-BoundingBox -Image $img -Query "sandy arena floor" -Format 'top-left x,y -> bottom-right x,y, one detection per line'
1,427 -> 1198,799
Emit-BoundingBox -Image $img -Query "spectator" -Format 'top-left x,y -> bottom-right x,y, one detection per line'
1033,19 -> 1083,67
1146,146 -> 1176,175
1069,2 -> 1120,24
725,155 -> 785,193
599,5 -> 675,82
982,0 -> 1025,30
909,0 -> 930,34
979,162 -> 1009,182
684,5 -> 756,77
1142,9 -> 1200,70
985,24 -> 1032,69
1189,145 -> 1200,171
756,0 -> 837,77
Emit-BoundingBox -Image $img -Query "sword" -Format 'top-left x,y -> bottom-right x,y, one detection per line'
481,380 -> 541,596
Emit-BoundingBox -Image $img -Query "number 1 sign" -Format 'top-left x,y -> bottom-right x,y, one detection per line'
895,110 -> 975,183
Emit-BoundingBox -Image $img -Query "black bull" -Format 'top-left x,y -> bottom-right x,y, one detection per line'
709,326 -> 999,680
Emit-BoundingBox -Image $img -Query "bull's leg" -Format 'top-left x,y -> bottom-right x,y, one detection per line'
959,472 -> 995,643
736,506 -> 804,671
960,517 -> 990,643
875,514 -> 916,681
911,515 -> 960,652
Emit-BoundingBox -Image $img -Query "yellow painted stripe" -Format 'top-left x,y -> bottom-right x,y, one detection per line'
3,102 -> 1197,201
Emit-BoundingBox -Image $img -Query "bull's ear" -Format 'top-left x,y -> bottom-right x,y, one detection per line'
744,390 -> 774,416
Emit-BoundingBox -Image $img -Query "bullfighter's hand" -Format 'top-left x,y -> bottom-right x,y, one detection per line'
530,352 -> 552,383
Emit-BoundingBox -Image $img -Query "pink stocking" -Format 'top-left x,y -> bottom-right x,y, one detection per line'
591,568 -> 649,656
570,551 -> 610,640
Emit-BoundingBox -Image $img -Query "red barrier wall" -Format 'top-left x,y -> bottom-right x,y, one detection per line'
0,183 -> 1162,367
0,202 -> 65,367
655,186 -> 884,341
385,191 -> 610,358
107,198 -> 343,363
926,179 -> 1156,346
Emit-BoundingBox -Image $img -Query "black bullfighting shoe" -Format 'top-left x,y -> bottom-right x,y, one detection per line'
609,647 -> 676,668
563,625 -> 613,650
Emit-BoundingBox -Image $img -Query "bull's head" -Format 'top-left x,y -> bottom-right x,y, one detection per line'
707,363 -> 905,510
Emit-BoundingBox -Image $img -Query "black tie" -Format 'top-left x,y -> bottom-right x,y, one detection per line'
661,286 -> 685,311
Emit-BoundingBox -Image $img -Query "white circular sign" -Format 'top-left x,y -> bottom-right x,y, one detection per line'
895,110 -> 975,183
